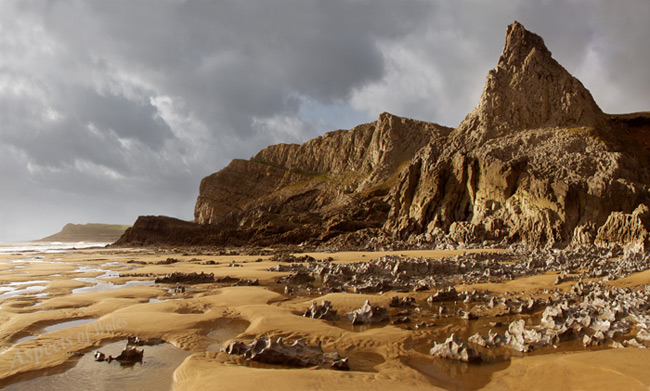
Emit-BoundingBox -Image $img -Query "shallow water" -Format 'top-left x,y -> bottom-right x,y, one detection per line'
406,355 -> 511,391
2,340 -> 191,390
12,318 -> 98,346
42,318 -> 97,334
0,242 -> 109,255
205,319 -> 250,352
4,280 -> 50,286
14,335 -> 36,344
0,285 -> 46,301
71,279 -> 153,294
70,263 -> 153,294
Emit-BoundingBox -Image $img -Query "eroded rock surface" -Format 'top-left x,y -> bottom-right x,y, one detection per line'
430,333 -> 481,362
386,22 -> 650,249
303,300 -> 339,321
596,204 -> 650,251
154,272 -> 215,284
345,300 -> 389,325
225,336 -> 349,370
95,345 -> 144,365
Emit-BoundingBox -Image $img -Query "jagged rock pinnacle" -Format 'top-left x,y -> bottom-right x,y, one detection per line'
500,21 -> 551,69
455,21 -> 603,145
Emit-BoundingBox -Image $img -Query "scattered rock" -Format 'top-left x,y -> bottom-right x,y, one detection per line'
345,300 -> 389,325
303,300 -> 339,321
155,272 -> 214,284
156,257 -> 179,265
270,254 -> 317,263
225,336 -> 349,370
234,278 -> 259,286
215,276 -> 240,283
430,334 -> 481,362
277,270 -> 314,285
427,287 -> 459,303
109,346 -> 144,365
389,296 -> 416,308
391,316 -> 411,325
468,330 -> 505,348
636,329 -> 650,344
127,336 -> 165,346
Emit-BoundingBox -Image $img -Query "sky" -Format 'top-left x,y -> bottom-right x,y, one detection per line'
1,0 -> 649,242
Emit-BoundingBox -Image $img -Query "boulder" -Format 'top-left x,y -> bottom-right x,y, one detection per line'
345,300 -> 389,325
108,346 -> 144,365
389,296 -> 416,308
427,287 -> 459,303
154,271 -> 214,284
430,334 -> 481,362
127,336 -> 165,346
226,336 -> 349,370
303,300 -> 339,321
595,204 -> 650,250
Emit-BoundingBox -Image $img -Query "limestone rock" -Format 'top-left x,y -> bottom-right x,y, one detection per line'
468,330 -> 505,348
189,112 -> 449,247
225,336 -> 349,370
303,300 -> 339,321
426,287 -> 459,303
127,336 -> 165,346
345,300 -> 389,325
457,21 -> 603,144
636,329 -> 650,344
430,333 -> 481,362
389,296 -> 416,308
154,271 -> 215,284
595,204 -> 650,250
385,22 -> 650,249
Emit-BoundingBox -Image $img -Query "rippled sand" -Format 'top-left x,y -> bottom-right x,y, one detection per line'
0,247 -> 649,390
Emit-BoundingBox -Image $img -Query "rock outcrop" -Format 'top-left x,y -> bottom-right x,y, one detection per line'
345,300 -> 389,325
116,22 -> 650,250
190,112 -> 450,247
385,21 -> 650,248
303,300 -> 339,321
430,333 -> 481,362
595,204 -> 650,250
225,336 -> 349,370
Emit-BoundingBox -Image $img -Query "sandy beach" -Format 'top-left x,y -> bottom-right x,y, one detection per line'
0,246 -> 648,390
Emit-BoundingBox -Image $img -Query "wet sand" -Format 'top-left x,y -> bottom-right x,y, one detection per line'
0,247 -> 649,390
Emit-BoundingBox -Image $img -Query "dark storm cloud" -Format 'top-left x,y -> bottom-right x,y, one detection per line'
35,0 -> 430,135
0,0 -> 648,241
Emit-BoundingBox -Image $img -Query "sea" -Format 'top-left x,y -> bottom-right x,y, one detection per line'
0,241 -> 110,255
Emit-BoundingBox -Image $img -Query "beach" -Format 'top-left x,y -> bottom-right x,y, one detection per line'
0,246 -> 649,390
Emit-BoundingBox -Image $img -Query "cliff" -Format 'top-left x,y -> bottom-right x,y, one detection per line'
39,223 -> 130,243
116,22 -> 650,250
386,21 -> 650,249
185,113 -> 451,246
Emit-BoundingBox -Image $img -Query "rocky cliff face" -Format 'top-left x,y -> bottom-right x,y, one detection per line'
117,22 -> 650,250
386,21 -> 650,249
190,113 -> 450,246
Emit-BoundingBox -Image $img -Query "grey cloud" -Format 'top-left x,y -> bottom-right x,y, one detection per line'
0,0 -> 648,241
37,0 -> 433,134
72,88 -> 174,147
